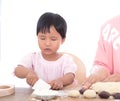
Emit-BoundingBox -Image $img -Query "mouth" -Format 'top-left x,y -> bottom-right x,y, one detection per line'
43,48 -> 52,53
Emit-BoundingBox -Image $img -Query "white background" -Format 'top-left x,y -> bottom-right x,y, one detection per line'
0,0 -> 120,87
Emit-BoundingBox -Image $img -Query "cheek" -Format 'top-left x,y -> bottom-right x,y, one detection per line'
38,40 -> 40,45
53,42 -> 61,50
38,40 -> 43,48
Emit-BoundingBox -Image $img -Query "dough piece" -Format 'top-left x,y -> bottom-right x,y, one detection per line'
90,82 -> 120,94
79,88 -> 86,94
113,93 -> 120,99
83,89 -> 97,98
68,90 -> 80,98
98,91 -> 110,99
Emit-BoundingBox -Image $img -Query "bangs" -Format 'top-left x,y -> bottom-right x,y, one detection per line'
39,26 -> 50,34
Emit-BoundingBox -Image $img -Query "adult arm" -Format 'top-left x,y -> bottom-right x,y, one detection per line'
82,65 -> 110,89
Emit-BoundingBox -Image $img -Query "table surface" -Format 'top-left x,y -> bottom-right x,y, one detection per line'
0,87 -> 33,101
0,87 -> 115,101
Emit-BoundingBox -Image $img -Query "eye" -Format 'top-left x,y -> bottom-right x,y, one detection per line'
40,37 -> 46,40
51,37 -> 57,41
38,35 -> 46,40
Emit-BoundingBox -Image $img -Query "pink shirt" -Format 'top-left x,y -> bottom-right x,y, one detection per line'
94,15 -> 120,74
18,52 -> 77,82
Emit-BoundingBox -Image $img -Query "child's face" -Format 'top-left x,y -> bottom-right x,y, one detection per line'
37,26 -> 65,55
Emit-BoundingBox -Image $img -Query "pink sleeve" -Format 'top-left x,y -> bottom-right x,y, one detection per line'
93,24 -> 112,73
63,54 -> 77,75
94,15 -> 120,74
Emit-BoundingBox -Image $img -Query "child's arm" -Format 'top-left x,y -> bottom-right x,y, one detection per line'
49,73 -> 74,90
14,65 -> 39,86
14,65 -> 30,78
61,73 -> 75,86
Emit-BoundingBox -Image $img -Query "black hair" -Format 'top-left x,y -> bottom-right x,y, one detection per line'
36,12 -> 67,39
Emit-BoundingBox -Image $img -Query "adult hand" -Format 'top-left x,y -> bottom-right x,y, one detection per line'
81,73 -> 101,89
26,71 -> 39,87
82,65 -> 110,89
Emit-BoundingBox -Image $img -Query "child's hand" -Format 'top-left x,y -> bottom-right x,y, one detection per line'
26,71 -> 39,87
49,78 -> 63,90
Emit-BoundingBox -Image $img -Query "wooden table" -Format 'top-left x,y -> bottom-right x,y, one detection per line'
0,87 -> 115,101
0,87 -> 33,101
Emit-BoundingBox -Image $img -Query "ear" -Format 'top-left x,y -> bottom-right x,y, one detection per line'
61,38 -> 65,44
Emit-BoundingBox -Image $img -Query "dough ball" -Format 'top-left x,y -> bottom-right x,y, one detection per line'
68,90 -> 80,98
113,93 -> 120,99
98,91 -> 110,99
83,89 -> 97,98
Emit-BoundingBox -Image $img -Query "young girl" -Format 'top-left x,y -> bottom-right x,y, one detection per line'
14,12 -> 77,90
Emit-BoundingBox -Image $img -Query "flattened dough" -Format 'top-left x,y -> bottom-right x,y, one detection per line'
90,82 -> 120,94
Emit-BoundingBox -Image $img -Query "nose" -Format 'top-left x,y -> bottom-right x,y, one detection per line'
45,39 -> 51,46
